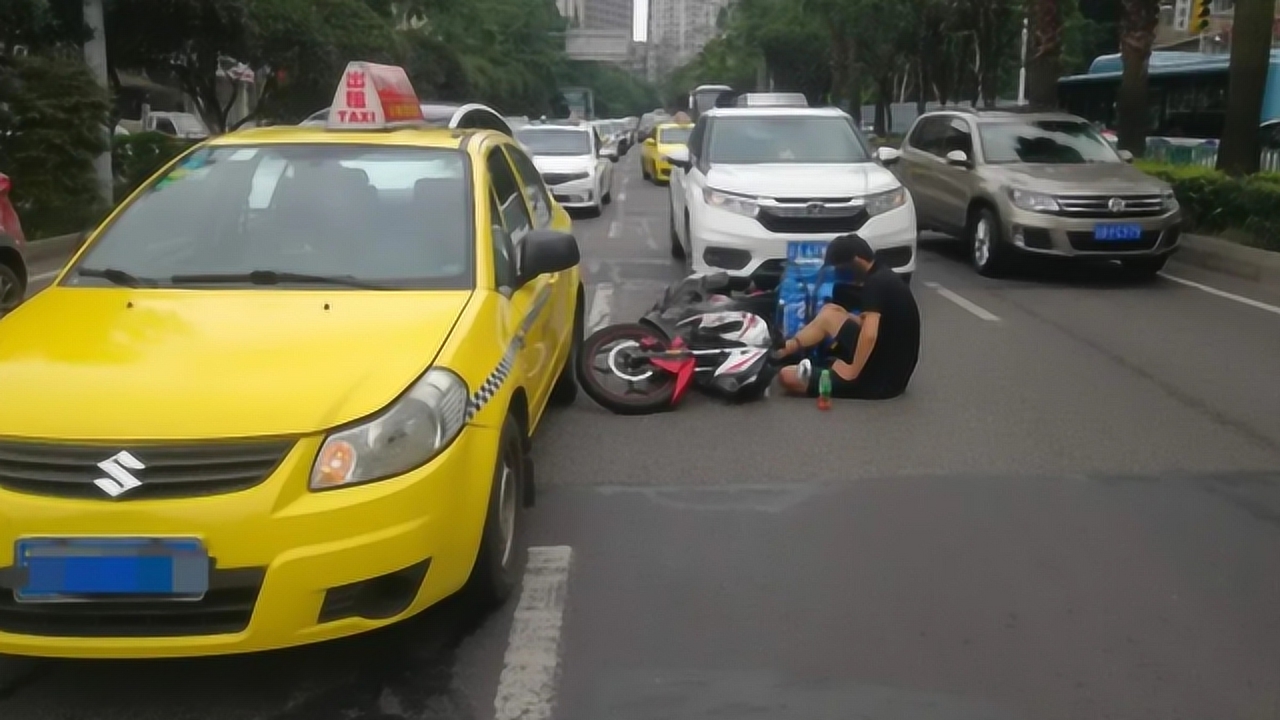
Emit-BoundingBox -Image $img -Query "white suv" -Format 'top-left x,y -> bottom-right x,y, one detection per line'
665,105 -> 917,282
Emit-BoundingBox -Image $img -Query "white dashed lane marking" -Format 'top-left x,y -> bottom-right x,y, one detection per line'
586,283 -> 613,331
493,546 -> 574,720
924,281 -> 1001,322
1161,272 -> 1280,318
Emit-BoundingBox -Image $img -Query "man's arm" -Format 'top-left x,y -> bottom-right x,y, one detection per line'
832,312 -> 879,381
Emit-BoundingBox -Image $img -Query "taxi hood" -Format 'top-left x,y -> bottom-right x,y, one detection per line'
0,289 -> 472,441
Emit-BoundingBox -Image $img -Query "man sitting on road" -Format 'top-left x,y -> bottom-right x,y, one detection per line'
775,233 -> 920,400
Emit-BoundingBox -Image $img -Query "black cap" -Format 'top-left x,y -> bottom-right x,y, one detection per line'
823,233 -> 876,267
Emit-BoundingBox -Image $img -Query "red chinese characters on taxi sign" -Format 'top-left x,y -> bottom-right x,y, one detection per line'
327,62 -> 424,129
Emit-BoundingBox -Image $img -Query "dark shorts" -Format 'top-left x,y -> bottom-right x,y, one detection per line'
804,319 -> 897,400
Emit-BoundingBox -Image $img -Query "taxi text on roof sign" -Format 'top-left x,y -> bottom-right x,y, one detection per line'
328,61 -> 425,129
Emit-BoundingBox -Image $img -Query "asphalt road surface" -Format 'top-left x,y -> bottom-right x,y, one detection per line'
5,150 -> 1280,720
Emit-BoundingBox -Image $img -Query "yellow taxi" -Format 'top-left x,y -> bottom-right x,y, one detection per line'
641,122 -> 694,184
0,63 -> 582,658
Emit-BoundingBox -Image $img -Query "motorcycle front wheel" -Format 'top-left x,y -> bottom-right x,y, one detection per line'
576,323 -> 679,415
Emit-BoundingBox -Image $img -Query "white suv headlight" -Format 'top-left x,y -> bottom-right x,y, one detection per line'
310,369 -> 469,490
703,187 -> 759,217
1009,187 -> 1060,212
865,187 -> 907,216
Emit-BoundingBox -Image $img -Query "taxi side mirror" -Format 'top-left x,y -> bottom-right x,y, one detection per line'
643,138 -> 656,147
518,229 -> 580,288
664,146 -> 691,170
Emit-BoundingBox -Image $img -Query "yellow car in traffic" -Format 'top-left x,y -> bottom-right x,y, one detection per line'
641,122 -> 693,183
0,63 -> 583,658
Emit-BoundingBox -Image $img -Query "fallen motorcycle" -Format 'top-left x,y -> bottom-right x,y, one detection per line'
576,273 -> 779,415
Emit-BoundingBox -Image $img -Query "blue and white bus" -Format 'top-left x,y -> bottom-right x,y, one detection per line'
1058,50 -> 1280,140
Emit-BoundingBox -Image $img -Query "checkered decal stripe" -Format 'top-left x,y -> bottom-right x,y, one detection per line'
465,285 -> 554,421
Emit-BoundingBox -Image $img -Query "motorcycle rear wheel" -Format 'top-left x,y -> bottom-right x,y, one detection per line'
576,323 -> 679,415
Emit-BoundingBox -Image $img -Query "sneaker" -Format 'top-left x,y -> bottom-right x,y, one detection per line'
795,359 -> 812,386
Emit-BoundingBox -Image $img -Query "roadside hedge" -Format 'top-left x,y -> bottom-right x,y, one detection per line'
1137,161 -> 1280,252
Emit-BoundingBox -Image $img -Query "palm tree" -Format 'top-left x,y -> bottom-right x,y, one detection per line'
1025,0 -> 1062,106
1116,0 -> 1159,156
1217,0 -> 1277,176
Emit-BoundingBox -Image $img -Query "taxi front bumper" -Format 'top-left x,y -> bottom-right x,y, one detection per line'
0,424 -> 500,658
652,159 -> 673,182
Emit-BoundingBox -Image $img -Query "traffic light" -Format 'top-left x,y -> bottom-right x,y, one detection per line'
1191,0 -> 1212,33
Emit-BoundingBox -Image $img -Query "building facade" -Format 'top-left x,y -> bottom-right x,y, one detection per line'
584,0 -> 633,32
1160,0 -> 1280,53
647,0 -> 731,79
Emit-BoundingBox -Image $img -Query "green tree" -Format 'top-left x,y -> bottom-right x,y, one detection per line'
409,0 -> 566,115
558,61 -> 658,118
1116,0 -> 1159,155
0,55 -> 112,237
246,0 -> 402,124
1026,0 -> 1063,106
104,0 -> 252,133
0,0 -> 90,53
1217,0 -> 1277,176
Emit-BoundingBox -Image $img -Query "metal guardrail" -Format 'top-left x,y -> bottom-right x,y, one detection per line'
1144,137 -> 1280,172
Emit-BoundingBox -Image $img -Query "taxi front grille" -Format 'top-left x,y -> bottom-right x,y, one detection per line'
0,567 -> 264,637
0,439 -> 292,500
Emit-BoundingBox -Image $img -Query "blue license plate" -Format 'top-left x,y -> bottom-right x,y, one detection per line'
786,240 -> 829,263
1094,223 -> 1143,241
15,538 -> 210,603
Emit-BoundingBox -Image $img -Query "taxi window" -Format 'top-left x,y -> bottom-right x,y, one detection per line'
489,188 -> 517,290
503,145 -> 552,227
68,144 -> 475,289
486,148 -> 532,242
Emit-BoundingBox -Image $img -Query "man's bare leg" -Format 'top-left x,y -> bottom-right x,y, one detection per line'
777,363 -> 810,395
776,304 -> 854,357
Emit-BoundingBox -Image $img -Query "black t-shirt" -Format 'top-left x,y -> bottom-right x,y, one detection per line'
856,265 -> 920,397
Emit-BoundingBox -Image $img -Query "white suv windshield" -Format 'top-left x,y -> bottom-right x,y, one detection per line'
979,119 -> 1121,164
708,115 -> 869,164
516,129 -> 592,156
68,145 -> 472,289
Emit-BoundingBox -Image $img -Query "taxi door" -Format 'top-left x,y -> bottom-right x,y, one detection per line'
504,143 -> 574,400
484,145 -> 557,413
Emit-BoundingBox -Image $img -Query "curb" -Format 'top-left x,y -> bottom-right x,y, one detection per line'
23,232 -> 88,265
1174,234 -> 1280,286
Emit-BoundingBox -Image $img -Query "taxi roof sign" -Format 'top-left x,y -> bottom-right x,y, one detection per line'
328,62 -> 424,130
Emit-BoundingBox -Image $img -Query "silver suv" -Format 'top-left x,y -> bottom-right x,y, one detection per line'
890,109 -> 1181,277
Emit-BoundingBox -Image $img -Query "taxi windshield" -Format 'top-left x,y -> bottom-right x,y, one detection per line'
516,128 -> 592,156
68,144 -> 473,289
657,127 -> 692,145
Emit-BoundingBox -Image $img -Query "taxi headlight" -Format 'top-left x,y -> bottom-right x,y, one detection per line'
310,369 -> 469,491
865,187 -> 907,216
703,187 -> 759,217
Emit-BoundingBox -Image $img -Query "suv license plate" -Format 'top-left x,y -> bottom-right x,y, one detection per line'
1094,223 -> 1143,241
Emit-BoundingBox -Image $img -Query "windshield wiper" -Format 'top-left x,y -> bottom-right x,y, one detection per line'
76,267 -> 159,288
169,270 -> 384,289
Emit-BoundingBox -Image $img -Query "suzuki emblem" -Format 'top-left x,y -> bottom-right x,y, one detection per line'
93,451 -> 146,497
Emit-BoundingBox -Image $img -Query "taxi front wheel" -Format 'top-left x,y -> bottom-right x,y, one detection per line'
466,413 -> 526,606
